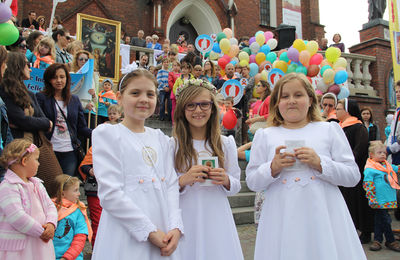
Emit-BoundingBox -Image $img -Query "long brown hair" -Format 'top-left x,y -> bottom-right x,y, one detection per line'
43,63 -> 72,105
54,174 -> 83,210
0,46 -> 7,81
117,69 -> 157,94
2,52 -> 32,109
267,73 -> 322,127
259,80 -> 271,101
34,37 -> 56,61
204,60 -> 215,78
72,50 -> 93,72
173,84 -> 224,173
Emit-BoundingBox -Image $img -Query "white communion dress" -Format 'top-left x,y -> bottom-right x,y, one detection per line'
172,135 -> 244,260
92,124 -> 183,260
246,122 -> 367,260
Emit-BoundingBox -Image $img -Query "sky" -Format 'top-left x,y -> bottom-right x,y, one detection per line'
319,0 -> 389,51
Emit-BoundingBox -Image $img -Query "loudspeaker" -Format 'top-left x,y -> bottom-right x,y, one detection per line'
276,24 -> 296,50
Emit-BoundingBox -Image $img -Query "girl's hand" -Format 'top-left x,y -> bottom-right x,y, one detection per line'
179,165 -> 209,188
208,168 -> 230,189
160,229 -> 181,256
294,147 -> 322,172
88,89 -> 95,97
148,230 -> 167,249
48,120 -> 53,132
270,146 -> 295,177
85,103 -> 94,111
40,223 -> 55,242
89,168 -> 95,176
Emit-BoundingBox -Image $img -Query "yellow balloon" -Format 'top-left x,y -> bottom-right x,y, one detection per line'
321,59 -> 332,68
325,47 -> 341,63
293,39 -> 306,52
209,51 -> 219,60
260,70 -> 268,81
323,69 -> 335,84
255,52 -> 266,65
253,85 -> 261,98
306,40 -> 319,56
238,51 -> 249,62
220,69 -> 226,76
220,38 -> 231,54
275,60 -> 288,73
256,33 -> 266,46
333,57 -> 347,70
240,60 -> 249,67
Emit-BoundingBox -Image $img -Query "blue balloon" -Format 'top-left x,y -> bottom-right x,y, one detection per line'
334,70 -> 348,84
249,63 -> 258,77
230,60 -> 238,66
260,44 -> 271,55
213,42 -> 221,53
337,87 -> 350,99
255,31 -> 264,36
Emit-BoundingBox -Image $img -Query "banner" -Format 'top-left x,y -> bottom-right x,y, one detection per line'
282,0 -> 302,39
24,59 -> 94,100
389,0 -> 400,88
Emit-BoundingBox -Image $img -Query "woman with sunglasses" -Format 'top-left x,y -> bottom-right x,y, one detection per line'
6,35 -> 27,55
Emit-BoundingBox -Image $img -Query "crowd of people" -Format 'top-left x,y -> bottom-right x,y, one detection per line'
0,9 -> 398,260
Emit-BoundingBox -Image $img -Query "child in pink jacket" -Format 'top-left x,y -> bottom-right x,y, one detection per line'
0,139 -> 57,260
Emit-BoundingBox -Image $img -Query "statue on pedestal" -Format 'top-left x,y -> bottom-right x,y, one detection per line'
368,0 -> 386,21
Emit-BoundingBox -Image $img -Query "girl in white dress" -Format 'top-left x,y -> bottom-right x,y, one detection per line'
92,69 -> 183,260
246,73 -> 367,260
172,78 -> 244,260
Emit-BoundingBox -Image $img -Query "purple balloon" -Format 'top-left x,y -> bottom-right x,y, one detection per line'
249,36 -> 256,45
0,3 -> 12,24
249,54 -> 256,64
287,47 -> 299,63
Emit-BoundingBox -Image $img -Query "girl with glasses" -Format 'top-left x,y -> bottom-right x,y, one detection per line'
172,79 -> 244,260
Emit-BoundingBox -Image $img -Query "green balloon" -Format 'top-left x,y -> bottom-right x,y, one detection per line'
266,52 -> 277,63
287,63 -> 298,73
0,23 -> 19,46
295,65 -> 308,75
242,47 -> 251,55
217,32 -> 227,43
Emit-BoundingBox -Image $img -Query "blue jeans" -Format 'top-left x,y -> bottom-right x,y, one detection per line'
159,90 -> 171,120
374,209 -> 395,243
55,151 -> 77,176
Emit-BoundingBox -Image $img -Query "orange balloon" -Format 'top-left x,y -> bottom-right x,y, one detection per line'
228,45 -> 239,58
299,50 -> 311,67
320,59 -> 332,68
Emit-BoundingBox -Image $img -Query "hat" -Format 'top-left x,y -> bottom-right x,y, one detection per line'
321,92 -> 337,106
102,78 -> 114,87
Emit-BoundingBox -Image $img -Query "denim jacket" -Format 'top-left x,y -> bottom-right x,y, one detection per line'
0,97 -> 13,181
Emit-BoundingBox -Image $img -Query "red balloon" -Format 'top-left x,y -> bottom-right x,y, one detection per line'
222,54 -> 231,61
218,58 -> 229,70
222,109 -> 237,130
307,64 -> 320,77
327,84 -> 340,95
309,53 -> 323,65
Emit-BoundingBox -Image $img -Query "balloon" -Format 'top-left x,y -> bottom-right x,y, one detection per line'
228,45 -> 239,58
249,54 -> 256,64
333,57 -> 347,70
229,37 -> 238,46
253,85 -> 261,98
259,44 -> 271,55
260,70 -> 268,81
204,51 -> 210,58
309,53 -> 323,65
249,37 -> 256,45
218,58 -> 229,70
256,52 -> 266,64
249,63 -> 259,77
320,65 -> 332,76
279,52 -> 289,63
0,3 -> 12,23
219,38 -> 231,54
295,65 -> 307,75
238,51 -> 250,62
266,52 -> 277,63
315,89 -> 324,96
337,86 -> 350,99
250,42 -> 260,54
217,32 -> 227,43
230,60 -> 238,66
293,39 -> 306,52
287,47 -> 299,62
264,31 -> 274,41
240,60 -> 249,67
323,69 -> 335,84
316,77 -> 329,92
272,60 -> 279,69
254,73 -> 262,83
223,28 -> 233,39
306,40 -> 319,56
328,84 -> 341,95
255,31 -> 264,36
260,61 -> 272,72
334,70 -> 348,84
222,109 -> 237,130
209,51 -> 219,60
325,47 -> 341,63
0,23 -> 19,46
256,33 -> 266,46
299,50 -> 311,67
242,47 -> 251,55
267,39 -> 278,50
320,59 -> 332,68
275,60 -> 288,73
307,64 -> 320,77
222,54 -> 231,61
287,63 -> 298,73
231,57 -> 239,63
212,42 -> 221,53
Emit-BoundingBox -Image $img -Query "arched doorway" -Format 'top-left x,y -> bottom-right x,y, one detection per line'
166,0 -> 222,44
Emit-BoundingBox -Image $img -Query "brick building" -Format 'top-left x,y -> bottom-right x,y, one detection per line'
18,0 -> 324,43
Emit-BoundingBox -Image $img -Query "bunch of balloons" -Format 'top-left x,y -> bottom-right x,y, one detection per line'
0,3 -> 18,46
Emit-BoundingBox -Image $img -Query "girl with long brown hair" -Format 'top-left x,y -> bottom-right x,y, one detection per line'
172,79 -> 243,260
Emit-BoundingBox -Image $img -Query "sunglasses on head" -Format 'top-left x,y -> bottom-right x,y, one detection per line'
65,35 -> 71,40
78,58 -> 88,62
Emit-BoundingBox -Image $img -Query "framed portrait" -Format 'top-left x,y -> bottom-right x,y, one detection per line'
76,13 -> 121,83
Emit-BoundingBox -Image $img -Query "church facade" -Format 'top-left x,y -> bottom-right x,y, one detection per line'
18,0 -> 324,43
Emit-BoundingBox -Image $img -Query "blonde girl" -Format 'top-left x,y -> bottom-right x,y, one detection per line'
0,139 -> 57,260
52,174 -> 91,260
92,69 -> 182,260
29,37 -> 56,69
173,79 -> 243,260
246,73 -> 366,260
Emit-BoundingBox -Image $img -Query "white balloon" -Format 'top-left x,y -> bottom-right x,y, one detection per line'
229,37 -> 238,46
250,42 -> 260,54
267,39 -> 278,50
316,77 -> 329,93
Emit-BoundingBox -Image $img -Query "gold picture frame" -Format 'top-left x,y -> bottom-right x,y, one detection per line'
76,13 -> 121,83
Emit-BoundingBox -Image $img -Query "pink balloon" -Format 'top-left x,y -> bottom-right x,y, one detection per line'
264,31 -> 274,42
309,53 -> 323,65
249,37 -> 256,45
222,54 -> 231,61
315,89 -> 323,95
249,54 -> 256,64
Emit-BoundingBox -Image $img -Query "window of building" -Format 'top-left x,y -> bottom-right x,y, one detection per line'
260,0 -> 270,26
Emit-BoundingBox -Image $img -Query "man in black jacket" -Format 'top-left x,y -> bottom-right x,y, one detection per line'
21,11 -> 39,30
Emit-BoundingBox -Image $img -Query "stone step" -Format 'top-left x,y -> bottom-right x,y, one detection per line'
228,192 -> 255,208
232,207 -> 255,225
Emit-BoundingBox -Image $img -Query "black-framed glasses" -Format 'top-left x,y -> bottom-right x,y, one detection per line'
78,58 -> 88,62
185,101 -> 213,111
65,35 -> 71,41
322,103 -> 334,108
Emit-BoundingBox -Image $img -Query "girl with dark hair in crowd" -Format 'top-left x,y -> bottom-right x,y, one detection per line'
37,16 -> 46,32
336,98 -> 374,244
6,35 -> 27,55
36,63 -> 92,176
361,107 -> 380,141
26,31 -> 44,54
201,60 -> 216,83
